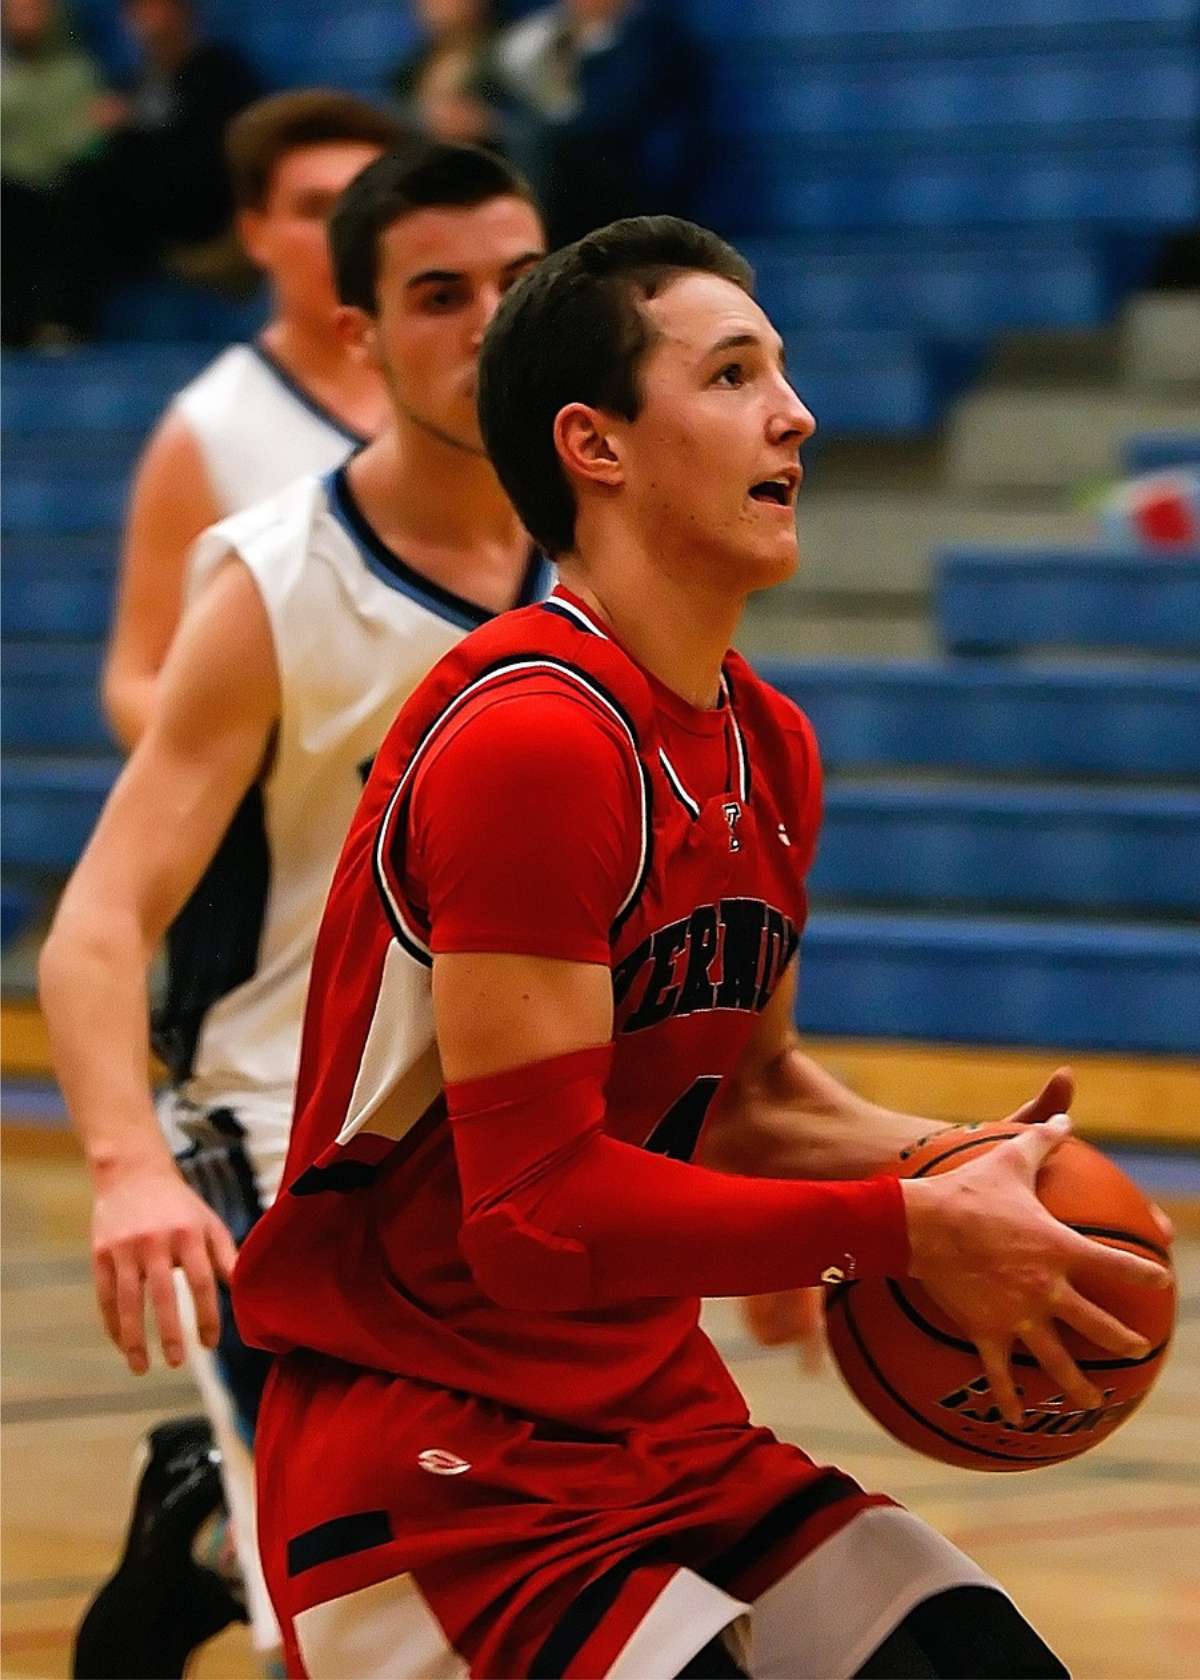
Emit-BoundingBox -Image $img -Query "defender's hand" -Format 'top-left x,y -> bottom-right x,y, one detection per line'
91,1163 -> 237,1374
741,1287 -> 827,1371
901,1115 -> 1171,1425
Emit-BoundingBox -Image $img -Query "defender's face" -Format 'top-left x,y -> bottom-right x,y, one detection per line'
619,272 -> 815,591
239,142 -> 386,323
370,196 -> 545,453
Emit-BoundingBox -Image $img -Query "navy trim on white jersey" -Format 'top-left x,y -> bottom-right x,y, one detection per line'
328,466 -> 547,633
372,655 -> 654,959
249,341 -> 369,447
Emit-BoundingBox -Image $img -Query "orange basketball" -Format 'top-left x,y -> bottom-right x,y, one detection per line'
825,1122 -> 1175,1471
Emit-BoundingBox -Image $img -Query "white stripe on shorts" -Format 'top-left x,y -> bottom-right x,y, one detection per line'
748,1504 -> 1002,1679
294,1570 -> 468,1680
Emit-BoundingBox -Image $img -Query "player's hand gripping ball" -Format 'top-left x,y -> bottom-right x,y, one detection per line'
825,1122 -> 1175,1470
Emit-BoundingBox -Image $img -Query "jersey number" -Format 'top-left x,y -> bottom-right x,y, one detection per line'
643,1076 -> 722,1164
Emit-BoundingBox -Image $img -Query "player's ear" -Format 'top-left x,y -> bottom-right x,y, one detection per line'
236,207 -> 269,270
335,304 -> 381,369
554,404 -> 623,490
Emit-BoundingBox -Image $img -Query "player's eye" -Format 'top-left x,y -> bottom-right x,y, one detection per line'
422,286 -> 466,312
713,362 -> 746,388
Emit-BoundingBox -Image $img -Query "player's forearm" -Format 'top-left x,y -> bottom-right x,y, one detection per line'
38,910 -> 171,1183
701,1044 -> 951,1181
447,1044 -> 911,1312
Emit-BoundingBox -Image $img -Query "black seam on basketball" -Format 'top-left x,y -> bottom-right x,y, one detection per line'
883,1278 -> 1170,1371
909,1132 -> 1023,1176
1070,1224 -> 1172,1264
829,1289 -> 1097,1466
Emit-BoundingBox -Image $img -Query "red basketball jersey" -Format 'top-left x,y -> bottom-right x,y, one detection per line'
234,587 -> 823,1434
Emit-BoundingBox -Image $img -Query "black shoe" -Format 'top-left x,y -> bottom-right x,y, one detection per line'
73,1416 -> 248,1679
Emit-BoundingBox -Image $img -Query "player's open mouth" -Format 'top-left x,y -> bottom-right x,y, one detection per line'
747,470 -> 800,509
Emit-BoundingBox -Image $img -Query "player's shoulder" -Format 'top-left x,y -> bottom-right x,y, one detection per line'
170,341 -> 260,420
436,594 -> 660,738
188,472 -> 327,602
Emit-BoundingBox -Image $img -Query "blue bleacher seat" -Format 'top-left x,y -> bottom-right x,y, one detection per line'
1,479 -> 127,537
1,757 -> 119,872
1124,432 -> 1200,475
2,643 -> 109,753
3,347 -> 212,432
1,572 -> 115,638
935,548 -> 1200,653
814,782 -> 1200,914
757,659 -> 1200,777
1,884 -> 37,947
1,429 -> 145,481
1,534 -> 118,574
688,0 -> 1197,43
796,911 -> 1200,1054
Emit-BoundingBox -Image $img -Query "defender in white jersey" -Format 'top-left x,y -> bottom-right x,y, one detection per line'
40,143 -> 547,1677
102,89 -> 404,750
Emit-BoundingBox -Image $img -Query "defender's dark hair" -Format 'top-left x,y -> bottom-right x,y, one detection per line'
477,216 -> 753,558
330,142 -> 539,314
225,90 -> 409,212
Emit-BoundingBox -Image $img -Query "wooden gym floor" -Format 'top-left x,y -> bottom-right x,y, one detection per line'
3,1119 -> 1198,1680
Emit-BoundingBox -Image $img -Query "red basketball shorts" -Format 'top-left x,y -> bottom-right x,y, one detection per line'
255,1355 -> 999,1678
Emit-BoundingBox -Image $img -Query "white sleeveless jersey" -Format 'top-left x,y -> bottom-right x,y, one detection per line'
169,466 -> 551,1202
171,342 -> 363,514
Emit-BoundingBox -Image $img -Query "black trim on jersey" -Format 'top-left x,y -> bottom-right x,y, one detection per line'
657,747 -> 702,820
248,340 -> 368,446
702,1472 -> 863,1593
286,1509 -> 393,1577
289,1159 -> 382,1196
371,652 -> 654,955
329,464 -> 547,632
720,667 -> 752,804
152,787 -> 271,1085
540,597 -> 601,635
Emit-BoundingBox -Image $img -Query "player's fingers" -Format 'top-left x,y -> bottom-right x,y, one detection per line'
204,1213 -> 238,1284
1016,1321 -> 1100,1413
976,1336 -> 1022,1427
1010,1067 -> 1075,1126
1054,1288 -> 1153,1359
1068,1232 -> 1172,1292
1151,1203 -> 1175,1246
999,1111 -> 1071,1182
145,1245 -> 186,1368
178,1231 -> 222,1351
92,1248 -> 122,1351
112,1251 -> 149,1375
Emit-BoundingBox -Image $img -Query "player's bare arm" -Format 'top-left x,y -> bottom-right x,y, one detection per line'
102,410 -> 222,749
702,958 -> 1075,1181
39,558 -> 280,1373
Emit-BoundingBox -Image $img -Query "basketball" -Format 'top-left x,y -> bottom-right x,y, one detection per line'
825,1122 -> 1176,1471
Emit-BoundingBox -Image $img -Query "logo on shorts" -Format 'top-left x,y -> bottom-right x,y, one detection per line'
417,1448 -> 472,1476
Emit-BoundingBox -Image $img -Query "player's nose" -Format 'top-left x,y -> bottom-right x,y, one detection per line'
470,283 -> 504,349
769,377 -> 816,448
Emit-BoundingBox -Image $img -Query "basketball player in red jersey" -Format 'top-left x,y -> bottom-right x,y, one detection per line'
233,219 -> 1169,1679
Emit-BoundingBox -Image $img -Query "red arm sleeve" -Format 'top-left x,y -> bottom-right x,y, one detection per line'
407,680 -> 642,962
448,1045 -> 911,1310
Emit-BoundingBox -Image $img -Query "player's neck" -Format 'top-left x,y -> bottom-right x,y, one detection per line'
259,316 -> 385,430
349,428 -> 524,554
558,556 -> 741,712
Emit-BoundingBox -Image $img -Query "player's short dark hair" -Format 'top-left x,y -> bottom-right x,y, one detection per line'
477,216 -> 754,558
226,90 -> 409,211
330,143 -> 539,314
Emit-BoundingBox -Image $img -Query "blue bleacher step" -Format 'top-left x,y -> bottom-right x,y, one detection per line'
758,658 -> 1200,777
816,781 -> 1200,914
1,534 -> 118,575
2,477 -> 126,536
1124,432 -> 1200,475
1,757 -> 120,872
797,910 -> 1200,1055
2,647 -> 110,752
3,346 -> 212,433
935,547 -> 1200,653
2,570 -> 115,637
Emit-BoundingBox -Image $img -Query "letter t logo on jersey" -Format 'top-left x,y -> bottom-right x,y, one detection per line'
722,801 -> 742,852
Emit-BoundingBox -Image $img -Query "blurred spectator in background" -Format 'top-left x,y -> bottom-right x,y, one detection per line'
390,0 -> 506,150
494,0 -> 704,244
1,0 -> 107,342
17,0 -> 261,338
